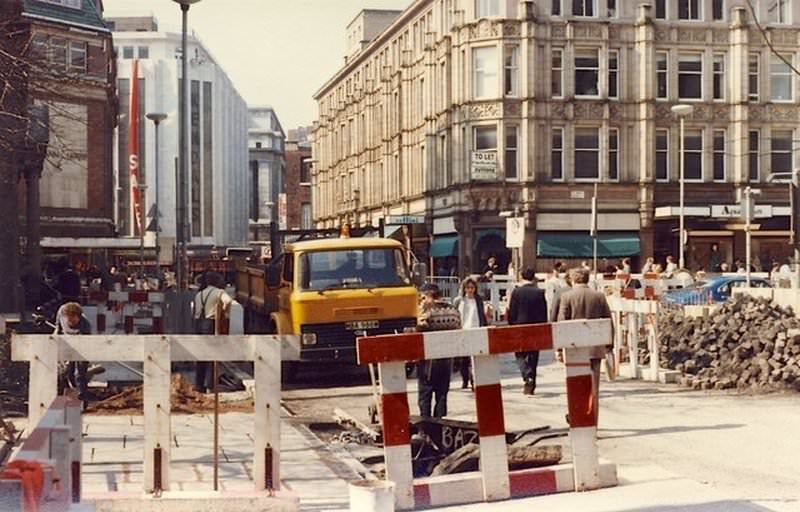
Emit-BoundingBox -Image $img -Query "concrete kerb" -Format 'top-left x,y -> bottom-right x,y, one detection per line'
356,319 -> 618,510
11,332 -> 300,511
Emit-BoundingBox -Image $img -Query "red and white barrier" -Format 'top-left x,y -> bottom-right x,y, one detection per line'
0,396 -> 82,510
357,319 -> 617,510
85,291 -> 165,334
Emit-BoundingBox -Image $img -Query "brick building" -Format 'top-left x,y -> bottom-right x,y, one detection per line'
313,0 -> 800,274
284,132 -> 313,231
22,0 -> 117,242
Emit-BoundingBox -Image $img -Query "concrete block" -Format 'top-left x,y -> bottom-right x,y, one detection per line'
85,490 -> 298,512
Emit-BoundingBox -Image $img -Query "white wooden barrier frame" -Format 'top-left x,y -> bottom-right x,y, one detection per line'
11,334 -> 286,494
606,297 -> 661,381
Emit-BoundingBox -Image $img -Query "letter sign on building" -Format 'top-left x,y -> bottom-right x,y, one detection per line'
471,151 -> 498,181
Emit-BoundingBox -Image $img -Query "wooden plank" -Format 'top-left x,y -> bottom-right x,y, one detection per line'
170,336 -> 255,362
28,337 -> 58,426
253,335 -> 281,492
143,337 -> 171,492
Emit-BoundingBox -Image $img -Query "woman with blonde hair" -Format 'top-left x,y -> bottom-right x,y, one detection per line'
452,277 -> 488,389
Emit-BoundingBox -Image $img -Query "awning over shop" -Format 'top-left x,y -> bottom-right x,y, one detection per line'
537,232 -> 640,258
430,235 -> 458,258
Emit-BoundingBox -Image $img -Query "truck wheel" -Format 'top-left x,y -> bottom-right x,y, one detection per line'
282,361 -> 299,383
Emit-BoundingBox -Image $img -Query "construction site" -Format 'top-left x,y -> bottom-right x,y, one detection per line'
0,264 -> 798,512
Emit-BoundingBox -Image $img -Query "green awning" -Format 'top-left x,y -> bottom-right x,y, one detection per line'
537,232 -> 640,258
430,236 -> 459,258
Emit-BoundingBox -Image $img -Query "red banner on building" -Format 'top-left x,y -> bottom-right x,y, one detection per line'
129,59 -> 142,234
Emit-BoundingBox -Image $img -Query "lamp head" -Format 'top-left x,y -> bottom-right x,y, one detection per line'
671,104 -> 695,117
146,112 -> 168,124
172,0 -> 202,6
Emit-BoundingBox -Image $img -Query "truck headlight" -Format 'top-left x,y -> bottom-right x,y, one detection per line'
301,333 -> 317,346
403,326 -> 416,333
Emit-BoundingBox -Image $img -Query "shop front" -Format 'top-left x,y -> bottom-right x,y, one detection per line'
536,232 -> 641,273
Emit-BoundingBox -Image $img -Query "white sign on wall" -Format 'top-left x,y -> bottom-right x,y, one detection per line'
506,217 -> 524,248
470,151 -> 497,181
278,193 -> 288,230
711,204 -> 772,219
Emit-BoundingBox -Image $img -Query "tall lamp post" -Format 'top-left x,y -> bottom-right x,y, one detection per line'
146,112 -> 167,277
172,0 -> 201,290
671,104 -> 694,270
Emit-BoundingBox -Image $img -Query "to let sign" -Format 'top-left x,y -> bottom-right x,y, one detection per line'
471,151 -> 497,181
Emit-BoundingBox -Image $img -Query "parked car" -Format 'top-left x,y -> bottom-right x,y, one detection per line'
662,276 -> 771,305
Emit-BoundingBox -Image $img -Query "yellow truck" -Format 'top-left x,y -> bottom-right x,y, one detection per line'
236,235 -> 423,378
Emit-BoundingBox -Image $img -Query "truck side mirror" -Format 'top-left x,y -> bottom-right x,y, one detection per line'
266,265 -> 281,288
411,262 -> 428,287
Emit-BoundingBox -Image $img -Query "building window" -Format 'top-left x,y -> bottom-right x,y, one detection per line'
656,129 -> 669,182
574,127 -> 600,181
678,53 -> 703,100
768,0 -> 790,24
712,0 -> 724,20
301,203 -> 312,230
552,49 -> 563,98
771,55 -> 793,102
749,53 -> 759,101
138,46 -> 149,59
68,41 -> 86,73
300,159 -> 312,184
656,51 -> 668,99
608,49 -> 619,99
713,130 -> 725,182
476,0 -> 499,17
683,129 -> 703,181
655,0 -> 666,19
552,128 -> 564,180
50,37 -> 67,69
749,130 -> 760,182
607,0 -> 617,17
473,46 -> 498,99
575,48 -> 599,97
504,46 -> 519,97
122,46 -> 134,59
678,0 -> 701,20
505,126 -> 518,180
713,53 -> 725,100
474,125 -> 497,151
552,0 -> 561,16
771,130 -> 793,176
255,141 -> 262,149
608,128 -> 619,181
572,0 -> 595,17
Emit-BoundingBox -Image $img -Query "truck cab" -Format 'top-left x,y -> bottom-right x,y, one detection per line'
255,237 -> 419,366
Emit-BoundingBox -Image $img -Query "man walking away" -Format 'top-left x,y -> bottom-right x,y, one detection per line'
193,271 -> 233,392
507,268 -> 548,396
557,268 -> 612,423
416,284 -> 461,417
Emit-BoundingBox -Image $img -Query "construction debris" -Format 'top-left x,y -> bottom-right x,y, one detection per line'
87,374 -> 254,414
430,443 -> 562,476
658,296 -> 800,391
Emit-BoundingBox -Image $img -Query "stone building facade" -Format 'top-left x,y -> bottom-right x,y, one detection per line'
313,0 -> 800,274
248,106 -> 285,242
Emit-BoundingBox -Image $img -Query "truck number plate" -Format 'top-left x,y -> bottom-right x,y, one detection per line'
345,320 -> 379,330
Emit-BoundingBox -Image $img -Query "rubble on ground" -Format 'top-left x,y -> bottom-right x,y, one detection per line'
87,373 -> 253,414
658,296 -> 800,392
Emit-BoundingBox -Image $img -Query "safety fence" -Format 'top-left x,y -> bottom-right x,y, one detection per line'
356,319 -> 617,510
10,332 -> 289,497
83,290 -> 165,335
0,396 -> 82,512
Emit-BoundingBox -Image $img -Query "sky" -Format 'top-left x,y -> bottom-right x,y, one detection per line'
103,0 -> 410,131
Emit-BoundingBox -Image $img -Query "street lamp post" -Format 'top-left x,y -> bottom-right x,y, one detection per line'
137,184 -> 148,282
173,0 -> 201,290
671,104 -> 694,270
742,186 -> 761,288
146,112 -> 167,279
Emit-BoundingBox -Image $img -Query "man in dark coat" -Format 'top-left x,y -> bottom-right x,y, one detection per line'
507,268 -> 548,395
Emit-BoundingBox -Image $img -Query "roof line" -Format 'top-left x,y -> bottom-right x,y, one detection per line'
23,11 -> 111,33
313,0 -> 430,100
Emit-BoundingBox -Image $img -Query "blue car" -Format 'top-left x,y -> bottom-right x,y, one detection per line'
662,276 -> 771,305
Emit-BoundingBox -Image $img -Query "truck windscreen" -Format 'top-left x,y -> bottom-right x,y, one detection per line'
299,248 -> 411,291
